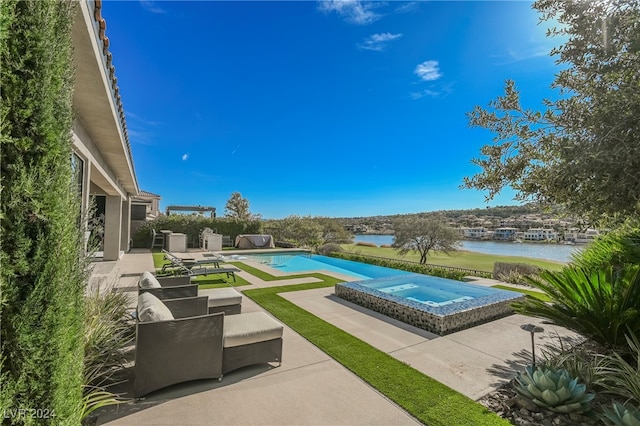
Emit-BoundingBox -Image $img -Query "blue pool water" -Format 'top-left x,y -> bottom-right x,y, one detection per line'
239,252 -> 519,310
337,275 -> 525,334
356,274 -> 505,308
241,252 -> 412,280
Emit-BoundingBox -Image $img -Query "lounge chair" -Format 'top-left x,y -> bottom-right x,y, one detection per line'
160,250 -> 240,282
137,271 -> 242,314
134,293 -> 283,397
175,263 -> 240,282
162,249 -> 221,269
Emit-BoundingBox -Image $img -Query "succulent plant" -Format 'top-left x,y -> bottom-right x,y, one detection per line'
514,365 -> 594,413
601,401 -> 640,426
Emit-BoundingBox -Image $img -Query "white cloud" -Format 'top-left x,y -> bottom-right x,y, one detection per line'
358,32 -> 402,51
140,1 -> 167,14
182,153 -> 188,161
410,89 -> 440,100
414,60 -> 442,81
409,83 -> 454,100
395,2 -> 420,14
496,46 -> 551,64
317,0 -> 382,25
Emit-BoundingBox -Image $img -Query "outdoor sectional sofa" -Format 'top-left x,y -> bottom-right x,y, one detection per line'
134,292 -> 284,397
138,271 -> 242,315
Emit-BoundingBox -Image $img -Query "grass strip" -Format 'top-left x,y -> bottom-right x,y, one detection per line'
492,285 -> 551,302
235,264 -> 509,425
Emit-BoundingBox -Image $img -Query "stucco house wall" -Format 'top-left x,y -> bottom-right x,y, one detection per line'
71,0 -> 139,261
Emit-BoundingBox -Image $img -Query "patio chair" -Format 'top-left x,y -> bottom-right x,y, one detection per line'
134,293 -> 283,397
134,293 -> 224,397
150,229 -> 164,250
222,235 -> 234,248
138,271 -> 242,315
138,271 -> 198,299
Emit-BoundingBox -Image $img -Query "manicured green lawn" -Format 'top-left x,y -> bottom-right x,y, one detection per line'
234,262 -> 510,426
341,244 -> 564,272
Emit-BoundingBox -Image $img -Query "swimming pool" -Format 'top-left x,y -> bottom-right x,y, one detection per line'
233,251 -> 525,334
336,275 -> 526,335
238,252 -> 413,280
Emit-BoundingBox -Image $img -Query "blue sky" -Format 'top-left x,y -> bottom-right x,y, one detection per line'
102,1 -> 560,219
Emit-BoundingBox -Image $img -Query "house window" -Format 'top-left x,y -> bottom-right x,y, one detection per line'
131,204 -> 147,220
71,152 -> 84,198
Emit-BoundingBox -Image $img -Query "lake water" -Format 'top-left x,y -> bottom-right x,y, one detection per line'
352,234 -> 583,263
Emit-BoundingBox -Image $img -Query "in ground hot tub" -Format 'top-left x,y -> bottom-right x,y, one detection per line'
335,274 -> 525,335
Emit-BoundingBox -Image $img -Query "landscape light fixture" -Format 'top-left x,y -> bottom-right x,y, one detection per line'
520,323 -> 544,367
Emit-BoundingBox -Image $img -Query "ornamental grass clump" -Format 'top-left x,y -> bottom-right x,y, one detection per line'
515,365 -> 594,414
82,286 -> 134,419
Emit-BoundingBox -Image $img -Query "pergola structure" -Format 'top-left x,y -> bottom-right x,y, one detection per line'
166,205 -> 216,218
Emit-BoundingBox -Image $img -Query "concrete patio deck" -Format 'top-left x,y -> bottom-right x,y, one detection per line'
92,249 -> 579,425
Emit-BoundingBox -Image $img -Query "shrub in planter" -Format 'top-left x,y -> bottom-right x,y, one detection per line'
493,262 -> 540,283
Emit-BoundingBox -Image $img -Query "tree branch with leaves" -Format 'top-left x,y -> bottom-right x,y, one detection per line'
464,0 -> 640,222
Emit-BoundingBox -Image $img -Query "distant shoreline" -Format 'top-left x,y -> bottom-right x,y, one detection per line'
353,233 -> 585,245
352,234 -> 582,263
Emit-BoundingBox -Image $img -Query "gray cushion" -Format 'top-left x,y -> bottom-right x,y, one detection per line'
138,292 -> 174,322
223,311 -> 283,348
139,271 -> 161,289
200,287 -> 242,308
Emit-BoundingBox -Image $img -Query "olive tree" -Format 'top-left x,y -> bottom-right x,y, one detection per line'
266,215 -> 324,248
464,0 -> 640,222
392,217 -> 460,264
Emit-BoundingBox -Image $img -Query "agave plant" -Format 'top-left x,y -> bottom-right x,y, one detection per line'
515,365 -> 594,413
601,401 -> 640,426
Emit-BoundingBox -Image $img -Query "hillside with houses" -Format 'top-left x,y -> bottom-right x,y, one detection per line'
339,205 -> 602,243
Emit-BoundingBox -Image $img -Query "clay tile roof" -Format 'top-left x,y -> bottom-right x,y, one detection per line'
93,0 -> 137,188
139,190 -> 161,198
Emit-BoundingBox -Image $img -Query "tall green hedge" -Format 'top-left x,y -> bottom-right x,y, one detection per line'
132,215 -> 263,248
1,1 -> 86,423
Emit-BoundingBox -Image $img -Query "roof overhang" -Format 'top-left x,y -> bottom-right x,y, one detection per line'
72,0 -> 138,196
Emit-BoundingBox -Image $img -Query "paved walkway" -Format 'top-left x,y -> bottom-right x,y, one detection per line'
93,250 -> 580,425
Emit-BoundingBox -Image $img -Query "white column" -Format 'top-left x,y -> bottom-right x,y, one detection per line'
120,197 -> 131,252
103,195 -> 122,260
